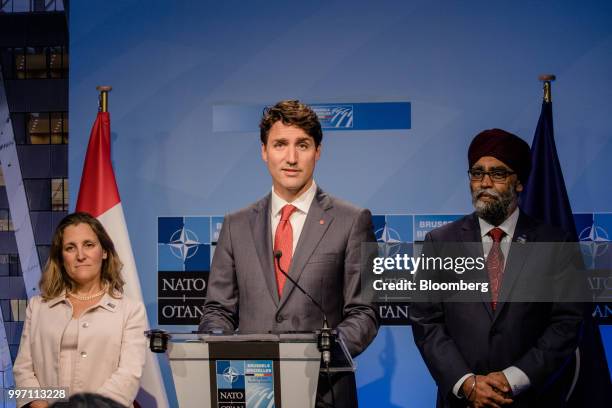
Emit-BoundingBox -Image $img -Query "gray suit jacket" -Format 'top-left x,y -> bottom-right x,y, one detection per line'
200,187 -> 379,358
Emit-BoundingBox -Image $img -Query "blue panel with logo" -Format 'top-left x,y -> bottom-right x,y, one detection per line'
216,360 -> 246,390
311,102 -> 411,130
158,217 -> 213,272
215,360 -> 275,408
212,102 -> 411,132
575,213 -> 612,270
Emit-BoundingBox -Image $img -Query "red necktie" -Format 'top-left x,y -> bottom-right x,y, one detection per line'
486,227 -> 506,310
274,204 -> 297,296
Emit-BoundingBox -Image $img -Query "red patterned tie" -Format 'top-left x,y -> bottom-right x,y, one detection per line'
486,227 -> 506,310
274,204 -> 297,296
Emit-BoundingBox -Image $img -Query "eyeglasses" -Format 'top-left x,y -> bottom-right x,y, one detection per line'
468,168 -> 515,182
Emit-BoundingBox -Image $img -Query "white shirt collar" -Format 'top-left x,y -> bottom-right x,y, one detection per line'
271,181 -> 317,217
478,206 -> 520,240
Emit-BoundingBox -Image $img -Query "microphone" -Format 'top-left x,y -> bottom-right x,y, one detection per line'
273,250 -> 333,366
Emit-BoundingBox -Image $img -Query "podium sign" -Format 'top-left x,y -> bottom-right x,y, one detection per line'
209,342 -> 280,407
165,333 -> 325,408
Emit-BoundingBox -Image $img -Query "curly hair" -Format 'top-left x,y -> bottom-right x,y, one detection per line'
39,212 -> 125,300
259,100 -> 323,146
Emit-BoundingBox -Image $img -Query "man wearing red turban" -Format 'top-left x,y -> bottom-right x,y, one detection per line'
411,129 -> 585,408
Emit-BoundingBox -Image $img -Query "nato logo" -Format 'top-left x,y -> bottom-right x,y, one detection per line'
372,215 -> 413,257
373,215 -> 413,243
312,104 -> 353,129
216,360 -> 245,389
158,217 -> 211,271
575,213 -> 611,269
223,366 -> 240,384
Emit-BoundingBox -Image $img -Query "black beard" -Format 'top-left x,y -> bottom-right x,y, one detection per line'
472,186 -> 517,226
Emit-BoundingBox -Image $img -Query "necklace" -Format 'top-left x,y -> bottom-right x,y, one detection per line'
68,286 -> 106,301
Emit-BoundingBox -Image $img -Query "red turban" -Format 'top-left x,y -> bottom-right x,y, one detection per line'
468,128 -> 531,183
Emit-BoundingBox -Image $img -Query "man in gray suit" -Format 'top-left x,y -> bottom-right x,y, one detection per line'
200,100 -> 379,407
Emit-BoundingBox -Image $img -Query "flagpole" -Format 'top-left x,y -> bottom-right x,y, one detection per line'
77,85 -> 170,408
538,74 -> 555,103
96,85 -> 112,112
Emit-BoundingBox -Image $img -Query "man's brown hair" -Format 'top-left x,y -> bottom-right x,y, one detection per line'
259,100 -> 323,146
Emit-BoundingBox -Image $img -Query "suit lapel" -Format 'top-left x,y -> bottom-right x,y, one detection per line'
461,213 -> 494,319
278,188 -> 333,309
493,211 -> 536,322
249,194 -> 280,306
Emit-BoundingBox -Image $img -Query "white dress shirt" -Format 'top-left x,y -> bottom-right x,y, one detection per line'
270,181 -> 317,252
453,207 -> 531,398
478,206 -> 519,264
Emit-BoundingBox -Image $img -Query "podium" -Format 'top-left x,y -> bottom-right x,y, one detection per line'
159,332 -> 354,408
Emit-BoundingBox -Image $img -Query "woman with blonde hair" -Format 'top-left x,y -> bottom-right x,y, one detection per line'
13,212 -> 146,408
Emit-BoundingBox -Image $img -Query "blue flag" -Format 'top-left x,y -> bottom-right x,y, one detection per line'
522,101 -> 577,239
522,100 -> 612,407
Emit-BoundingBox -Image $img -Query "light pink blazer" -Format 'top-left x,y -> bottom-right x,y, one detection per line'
13,292 -> 146,407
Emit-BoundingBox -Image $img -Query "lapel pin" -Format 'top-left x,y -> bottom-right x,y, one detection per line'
319,219 -> 325,225
516,235 -> 527,244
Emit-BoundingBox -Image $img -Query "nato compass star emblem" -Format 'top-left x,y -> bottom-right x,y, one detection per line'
376,225 -> 403,257
168,227 -> 201,261
579,223 -> 609,269
223,366 -> 240,384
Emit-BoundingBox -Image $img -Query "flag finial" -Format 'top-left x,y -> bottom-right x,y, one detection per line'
538,74 -> 556,103
96,85 -> 113,112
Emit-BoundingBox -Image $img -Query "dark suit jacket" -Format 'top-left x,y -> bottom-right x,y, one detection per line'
200,187 -> 379,407
410,211 -> 585,408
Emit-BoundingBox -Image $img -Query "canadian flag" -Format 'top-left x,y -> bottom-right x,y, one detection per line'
76,111 -> 168,407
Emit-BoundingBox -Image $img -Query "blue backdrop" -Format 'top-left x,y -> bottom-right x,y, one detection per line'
69,1 -> 612,406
